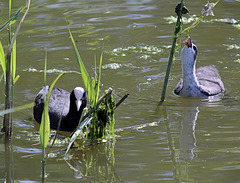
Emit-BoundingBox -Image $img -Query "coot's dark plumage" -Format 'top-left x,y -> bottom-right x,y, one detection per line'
174,37 -> 225,97
33,86 -> 88,131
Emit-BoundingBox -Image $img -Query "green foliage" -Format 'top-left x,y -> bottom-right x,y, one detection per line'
0,41 -> 6,77
0,40 -> 19,84
87,89 -> 116,140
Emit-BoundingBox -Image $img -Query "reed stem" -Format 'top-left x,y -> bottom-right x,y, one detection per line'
160,0 -> 184,103
3,54 -> 12,136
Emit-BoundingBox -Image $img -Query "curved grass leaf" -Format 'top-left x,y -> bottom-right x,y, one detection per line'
13,75 -> 20,84
0,8 -> 22,32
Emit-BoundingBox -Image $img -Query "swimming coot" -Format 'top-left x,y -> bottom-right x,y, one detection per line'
174,37 -> 225,97
33,86 -> 88,131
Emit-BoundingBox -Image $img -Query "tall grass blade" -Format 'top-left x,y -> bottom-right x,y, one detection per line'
68,28 -> 95,107
0,41 -> 6,77
40,54 -> 49,148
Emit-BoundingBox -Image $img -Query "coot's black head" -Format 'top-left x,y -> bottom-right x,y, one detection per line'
70,87 -> 88,112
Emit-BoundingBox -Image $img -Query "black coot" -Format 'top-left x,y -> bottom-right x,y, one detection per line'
174,37 -> 225,97
33,86 -> 88,131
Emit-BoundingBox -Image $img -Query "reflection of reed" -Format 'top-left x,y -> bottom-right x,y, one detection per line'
65,141 -> 123,182
5,136 -> 14,182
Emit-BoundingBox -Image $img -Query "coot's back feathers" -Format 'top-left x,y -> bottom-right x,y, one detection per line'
174,65 -> 225,96
33,86 -> 87,131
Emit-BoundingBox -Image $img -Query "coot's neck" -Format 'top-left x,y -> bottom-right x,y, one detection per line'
181,46 -> 199,89
64,94 -> 82,131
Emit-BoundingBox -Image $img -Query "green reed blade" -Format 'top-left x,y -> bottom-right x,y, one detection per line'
95,53 -> 103,106
40,53 -> 49,148
11,39 -> 16,81
68,28 -> 95,107
0,41 -> 6,77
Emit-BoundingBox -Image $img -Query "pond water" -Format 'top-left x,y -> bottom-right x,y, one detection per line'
0,0 -> 240,182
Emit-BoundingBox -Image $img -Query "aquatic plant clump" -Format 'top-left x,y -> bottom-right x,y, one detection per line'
88,89 -> 116,140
